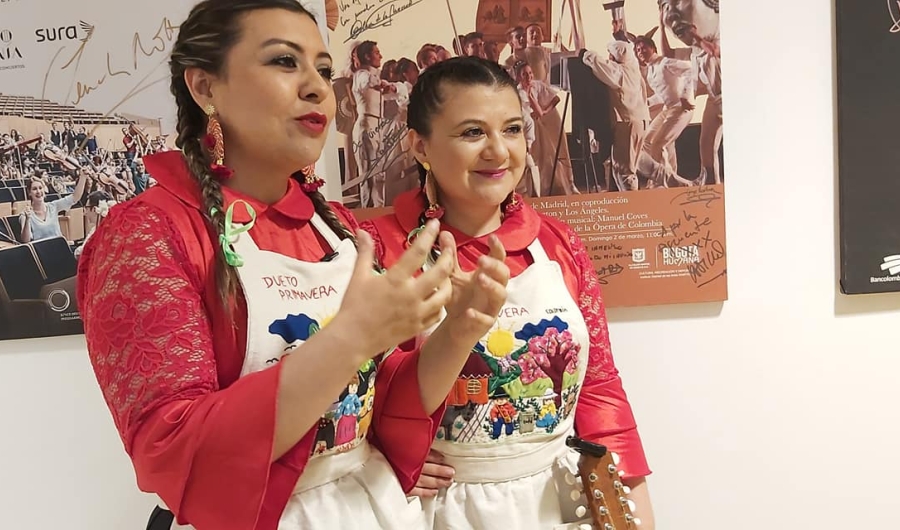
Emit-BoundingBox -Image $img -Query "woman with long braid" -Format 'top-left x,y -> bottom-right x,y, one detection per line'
76,2 -> 508,529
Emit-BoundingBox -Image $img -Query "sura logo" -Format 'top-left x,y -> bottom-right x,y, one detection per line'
36,21 -> 93,43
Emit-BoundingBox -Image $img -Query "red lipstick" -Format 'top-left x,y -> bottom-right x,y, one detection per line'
296,112 -> 327,135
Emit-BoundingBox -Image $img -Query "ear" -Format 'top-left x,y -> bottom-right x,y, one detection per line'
183,67 -> 218,110
406,128 -> 429,167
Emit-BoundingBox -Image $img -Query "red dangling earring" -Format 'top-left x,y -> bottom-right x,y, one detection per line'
300,164 -> 325,193
422,162 -> 444,219
204,104 -> 233,180
503,192 -> 524,216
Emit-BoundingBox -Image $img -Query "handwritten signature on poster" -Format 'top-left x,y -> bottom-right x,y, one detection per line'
588,243 -> 629,285
888,0 -> 900,33
658,195 -> 726,288
342,0 -> 425,41
349,115 -> 409,184
41,17 -> 179,114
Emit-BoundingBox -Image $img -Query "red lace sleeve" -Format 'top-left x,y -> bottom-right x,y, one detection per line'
563,224 -> 652,479
77,200 -> 286,530
77,201 -> 218,448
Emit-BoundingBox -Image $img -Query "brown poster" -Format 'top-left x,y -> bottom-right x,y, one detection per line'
331,0 -> 727,307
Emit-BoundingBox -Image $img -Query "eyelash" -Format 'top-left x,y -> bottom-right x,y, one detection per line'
270,55 -> 334,80
462,125 -> 523,137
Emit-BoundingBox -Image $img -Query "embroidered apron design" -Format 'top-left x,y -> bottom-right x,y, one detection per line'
433,238 -> 590,446
231,210 -> 375,459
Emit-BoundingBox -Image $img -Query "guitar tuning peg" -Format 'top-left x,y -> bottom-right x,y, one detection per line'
623,485 -> 632,495
618,470 -> 625,477
565,472 -> 577,485
578,525 -> 592,530
575,505 -> 587,518
627,499 -> 636,511
633,517 -> 642,526
570,489 -> 583,502
611,451 -> 621,465
607,464 -> 617,474
604,524 -> 614,530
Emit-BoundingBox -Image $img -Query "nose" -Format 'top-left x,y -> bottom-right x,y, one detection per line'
299,64 -> 331,104
481,131 -> 510,161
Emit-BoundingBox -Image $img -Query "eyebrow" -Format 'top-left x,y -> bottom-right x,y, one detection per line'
261,38 -> 332,62
455,117 -> 524,128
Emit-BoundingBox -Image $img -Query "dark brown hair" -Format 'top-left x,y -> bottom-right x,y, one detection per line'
169,0 -> 356,309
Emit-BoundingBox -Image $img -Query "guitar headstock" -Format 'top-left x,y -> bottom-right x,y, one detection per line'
566,435 -> 640,530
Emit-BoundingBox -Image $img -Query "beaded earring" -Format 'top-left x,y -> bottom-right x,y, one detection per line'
299,164 -> 325,193
203,104 -> 233,180
422,162 -> 444,220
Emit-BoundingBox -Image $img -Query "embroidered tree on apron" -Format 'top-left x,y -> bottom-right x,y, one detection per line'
517,316 -> 581,409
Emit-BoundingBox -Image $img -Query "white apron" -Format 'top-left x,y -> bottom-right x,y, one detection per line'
165,207 -> 426,530
421,237 -> 594,530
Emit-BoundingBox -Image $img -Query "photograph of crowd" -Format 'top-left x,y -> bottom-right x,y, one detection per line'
0,93 -> 170,339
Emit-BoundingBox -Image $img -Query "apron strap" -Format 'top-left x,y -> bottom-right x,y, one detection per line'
308,212 -> 345,253
526,237 -> 550,263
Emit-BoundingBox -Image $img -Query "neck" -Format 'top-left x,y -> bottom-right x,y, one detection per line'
222,147 -> 292,204
442,199 -> 502,238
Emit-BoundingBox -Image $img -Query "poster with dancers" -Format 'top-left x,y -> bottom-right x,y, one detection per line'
329,0 -> 728,307
835,0 -> 900,294
0,0 -> 191,340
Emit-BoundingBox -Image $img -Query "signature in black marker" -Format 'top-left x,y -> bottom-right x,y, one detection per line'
687,239 -> 726,286
346,0 -> 425,41
352,117 -> 409,180
595,263 -> 625,285
670,185 -> 722,208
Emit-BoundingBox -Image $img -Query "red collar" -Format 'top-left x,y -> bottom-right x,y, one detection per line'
392,188 -> 541,252
142,151 -> 314,223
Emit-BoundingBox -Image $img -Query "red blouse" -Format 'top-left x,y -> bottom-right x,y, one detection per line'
361,189 -> 651,480
76,151 -> 442,530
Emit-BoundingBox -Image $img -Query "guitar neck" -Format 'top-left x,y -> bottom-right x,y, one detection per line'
566,436 -> 640,529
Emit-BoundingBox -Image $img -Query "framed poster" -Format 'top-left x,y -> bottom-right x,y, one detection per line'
330,0 -> 728,307
835,0 -> 900,294
0,0 -> 191,340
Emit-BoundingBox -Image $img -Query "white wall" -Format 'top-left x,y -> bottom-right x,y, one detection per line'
3,1 -> 899,528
